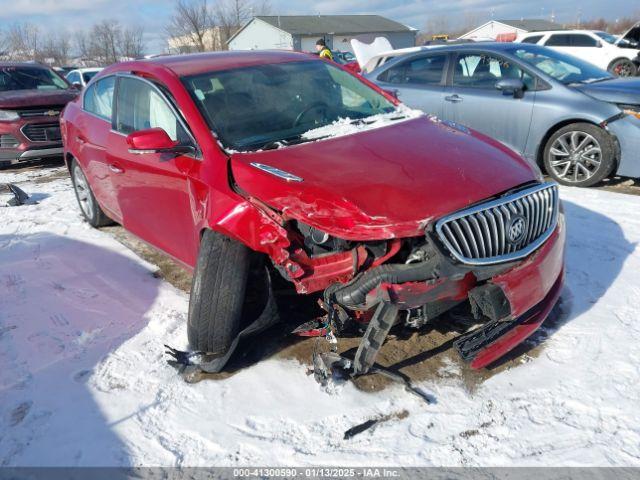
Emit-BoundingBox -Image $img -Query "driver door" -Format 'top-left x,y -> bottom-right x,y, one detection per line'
448,52 -> 536,155
107,75 -> 201,266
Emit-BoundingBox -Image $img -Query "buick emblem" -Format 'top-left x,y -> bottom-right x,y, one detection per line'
506,215 -> 527,244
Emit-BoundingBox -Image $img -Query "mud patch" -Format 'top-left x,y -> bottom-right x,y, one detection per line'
102,226 -> 193,292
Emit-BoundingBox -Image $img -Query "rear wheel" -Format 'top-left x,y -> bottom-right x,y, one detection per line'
608,58 -> 637,77
70,159 -> 113,227
187,230 -> 251,355
543,123 -> 615,187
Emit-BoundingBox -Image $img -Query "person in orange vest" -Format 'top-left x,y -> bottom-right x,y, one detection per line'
315,39 -> 333,61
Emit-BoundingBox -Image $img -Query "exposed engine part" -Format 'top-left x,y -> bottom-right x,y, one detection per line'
404,299 -> 464,329
331,252 -> 440,309
468,283 -> 512,321
352,300 -> 398,375
405,245 -> 430,264
295,220 -> 351,255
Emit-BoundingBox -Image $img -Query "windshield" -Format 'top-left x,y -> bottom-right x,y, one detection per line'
0,66 -> 69,92
82,71 -> 100,83
182,60 -> 399,151
594,31 -> 618,44
507,46 -> 612,84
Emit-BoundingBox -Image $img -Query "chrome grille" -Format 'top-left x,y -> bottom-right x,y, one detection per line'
0,134 -> 19,148
21,123 -> 61,142
17,107 -> 63,118
435,182 -> 559,265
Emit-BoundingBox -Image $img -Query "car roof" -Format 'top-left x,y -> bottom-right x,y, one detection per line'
139,50 -> 315,77
521,30 -> 595,35
0,61 -> 50,68
402,41 -> 535,53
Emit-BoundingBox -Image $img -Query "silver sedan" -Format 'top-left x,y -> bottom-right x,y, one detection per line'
365,43 -> 640,187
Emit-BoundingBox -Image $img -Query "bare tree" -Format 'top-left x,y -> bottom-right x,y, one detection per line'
166,0 -> 214,53
91,20 -> 121,65
120,26 -> 145,59
215,0 -> 271,48
41,32 -> 72,65
6,22 -> 40,60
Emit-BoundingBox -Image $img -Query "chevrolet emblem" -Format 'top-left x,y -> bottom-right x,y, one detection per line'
45,110 -> 59,117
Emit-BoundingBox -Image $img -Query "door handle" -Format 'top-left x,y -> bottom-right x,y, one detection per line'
108,164 -> 124,174
445,94 -> 463,103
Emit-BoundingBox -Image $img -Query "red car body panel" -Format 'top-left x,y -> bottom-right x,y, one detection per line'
230,117 -> 538,240
60,51 -> 566,370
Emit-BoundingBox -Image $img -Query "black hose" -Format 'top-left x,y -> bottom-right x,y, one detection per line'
332,258 -> 439,309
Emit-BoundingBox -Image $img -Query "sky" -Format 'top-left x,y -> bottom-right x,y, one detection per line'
0,0 -> 634,54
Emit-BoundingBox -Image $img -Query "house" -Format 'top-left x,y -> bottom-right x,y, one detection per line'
168,27 -> 225,54
459,19 -> 561,42
227,15 -> 417,53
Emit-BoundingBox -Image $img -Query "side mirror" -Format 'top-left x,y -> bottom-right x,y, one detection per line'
495,78 -> 525,98
126,128 -> 193,155
71,82 -> 83,90
596,41 -> 603,48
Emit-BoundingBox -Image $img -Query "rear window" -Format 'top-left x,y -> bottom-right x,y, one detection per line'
0,66 -> 68,92
378,54 -> 447,85
521,35 -> 543,44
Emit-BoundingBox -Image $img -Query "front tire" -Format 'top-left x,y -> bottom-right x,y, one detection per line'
608,58 -> 637,77
70,159 -> 113,227
187,230 -> 251,355
543,123 -> 615,187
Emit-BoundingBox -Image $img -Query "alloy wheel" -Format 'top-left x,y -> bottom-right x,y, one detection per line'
73,165 -> 95,219
548,131 -> 602,184
614,63 -> 633,77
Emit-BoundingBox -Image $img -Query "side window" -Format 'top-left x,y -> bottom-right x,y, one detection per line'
545,34 -> 571,46
115,76 -> 189,142
572,34 -> 598,47
453,53 -> 535,90
83,76 -> 115,120
67,72 -> 79,84
378,54 -> 447,85
521,35 -> 543,44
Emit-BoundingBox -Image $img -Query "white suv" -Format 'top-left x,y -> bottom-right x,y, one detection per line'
516,30 -> 640,77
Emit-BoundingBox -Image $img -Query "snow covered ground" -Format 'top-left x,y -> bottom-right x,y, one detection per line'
1,166 -> 639,467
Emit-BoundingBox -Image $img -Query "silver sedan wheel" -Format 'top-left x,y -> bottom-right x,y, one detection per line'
548,131 -> 602,184
73,165 -> 95,219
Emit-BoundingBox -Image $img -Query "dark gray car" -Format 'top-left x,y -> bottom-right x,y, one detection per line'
365,43 -> 640,187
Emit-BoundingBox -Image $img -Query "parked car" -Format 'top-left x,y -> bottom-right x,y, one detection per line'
332,50 -> 361,74
61,51 -> 565,373
516,30 -> 640,77
0,62 -> 78,167
366,42 -> 640,187
615,22 -> 640,49
65,68 -> 103,89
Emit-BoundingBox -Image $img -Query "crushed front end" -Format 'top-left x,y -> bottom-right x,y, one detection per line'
277,182 -> 565,375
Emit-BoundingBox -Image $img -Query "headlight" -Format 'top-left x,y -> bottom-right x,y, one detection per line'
0,110 -> 19,121
619,104 -> 640,120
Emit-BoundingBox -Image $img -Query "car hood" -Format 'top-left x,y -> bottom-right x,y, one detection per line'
574,77 -> 640,105
0,89 -> 78,109
619,22 -> 640,45
230,116 -> 539,240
